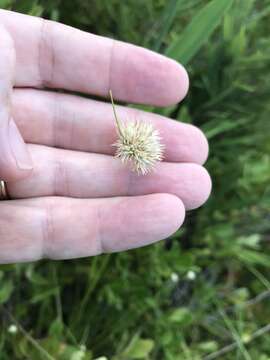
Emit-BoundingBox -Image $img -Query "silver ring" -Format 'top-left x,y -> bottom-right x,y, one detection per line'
0,180 -> 9,200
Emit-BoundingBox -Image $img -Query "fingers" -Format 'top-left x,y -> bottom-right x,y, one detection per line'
7,145 -> 211,210
12,89 -> 208,165
0,9 -> 188,106
0,25 -> 33,181
0,194 -> 185,263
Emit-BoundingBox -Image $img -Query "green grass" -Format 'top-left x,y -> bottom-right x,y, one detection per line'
0,0 -> 270,359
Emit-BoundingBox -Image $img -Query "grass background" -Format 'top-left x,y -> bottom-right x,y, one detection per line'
0,0 -> 270,359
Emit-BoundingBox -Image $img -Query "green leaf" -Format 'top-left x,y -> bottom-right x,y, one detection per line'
198,341 -> 218,353
237,234 -> 261,248
223,13 -> 234,41
0,0 -> 12,8
166,0 -> 234,64
48,319 -> 64,338
30,287 -> 58,304
0,280 -> 13,304
152,0 -> 183,52
168,308 -> 192,324
237,250 -> 270,267
230,26 -> 247,57
123,338 -> 154,359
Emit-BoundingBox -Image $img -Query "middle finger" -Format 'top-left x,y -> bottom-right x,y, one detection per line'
7,144 -> 212,210
12,89 -> 209,165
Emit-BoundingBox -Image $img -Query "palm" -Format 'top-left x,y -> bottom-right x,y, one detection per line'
0,9 -> 211,263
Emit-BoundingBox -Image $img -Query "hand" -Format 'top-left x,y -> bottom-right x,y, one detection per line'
0,9 -> 211,264
0,24 -> 33,181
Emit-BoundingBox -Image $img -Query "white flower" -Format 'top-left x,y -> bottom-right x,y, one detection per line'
186,270 -> 196,281
8,324 -> 17,334
110,90 -> 164,175
170,272 -> 179,283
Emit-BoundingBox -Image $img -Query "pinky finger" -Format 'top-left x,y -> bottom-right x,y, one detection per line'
0,194 -> 185,264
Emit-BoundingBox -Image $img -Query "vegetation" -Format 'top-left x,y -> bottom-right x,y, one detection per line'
0,0 -> 270,359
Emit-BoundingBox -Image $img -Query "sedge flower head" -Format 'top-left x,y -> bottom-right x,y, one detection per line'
109,90 -> 164,175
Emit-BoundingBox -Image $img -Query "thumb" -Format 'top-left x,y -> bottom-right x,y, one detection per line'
0,24 -> 33,181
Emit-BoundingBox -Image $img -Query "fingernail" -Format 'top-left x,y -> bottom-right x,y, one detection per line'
8,119 -> 33,170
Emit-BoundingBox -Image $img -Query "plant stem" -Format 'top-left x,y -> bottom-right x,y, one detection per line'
109,90 -> 124,137
1,306 -> 55,360
203,323 -> 270,360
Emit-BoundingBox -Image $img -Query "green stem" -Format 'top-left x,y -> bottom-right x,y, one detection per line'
1,306 -> 55,360
109,90 -> 124,137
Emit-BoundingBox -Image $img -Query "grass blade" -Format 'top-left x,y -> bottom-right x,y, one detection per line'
152,0 -> 183,52
166,0 -> 234,64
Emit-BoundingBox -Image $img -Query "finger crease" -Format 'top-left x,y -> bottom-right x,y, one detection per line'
108,39 -> 116,94
96,205 -> 105,254
54,157 -> 70,197
125,169 -> 134,196
42,198 -> 56,259
38,19 -> 56,87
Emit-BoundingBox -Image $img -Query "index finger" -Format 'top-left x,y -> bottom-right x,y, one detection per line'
0,9 -> 189,106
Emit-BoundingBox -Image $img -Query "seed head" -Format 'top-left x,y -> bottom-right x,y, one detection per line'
109,90 -> 164,175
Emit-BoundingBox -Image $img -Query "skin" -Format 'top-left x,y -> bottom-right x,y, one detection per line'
0,9 -> 211,264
